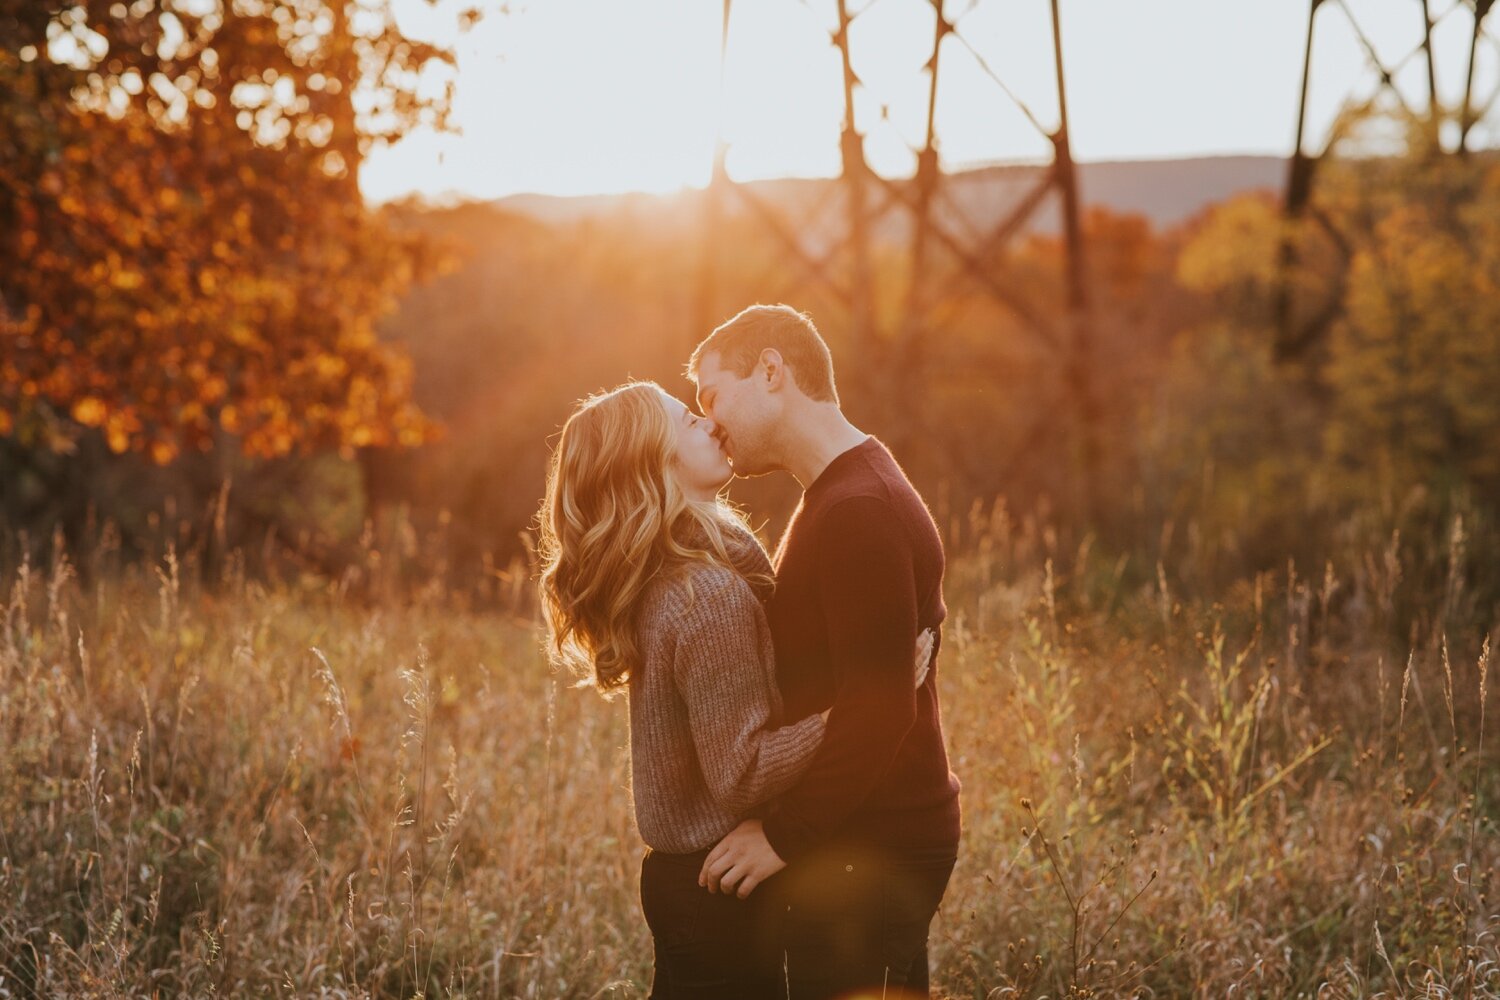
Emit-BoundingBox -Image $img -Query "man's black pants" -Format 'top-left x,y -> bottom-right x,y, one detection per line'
640,841 -> 957,1000
773,841 -> 958,1000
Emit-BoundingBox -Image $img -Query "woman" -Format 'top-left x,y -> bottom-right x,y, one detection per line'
536,381 -> 929,998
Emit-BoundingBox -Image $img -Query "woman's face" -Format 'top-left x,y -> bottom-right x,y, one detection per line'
659,391 -> 731,500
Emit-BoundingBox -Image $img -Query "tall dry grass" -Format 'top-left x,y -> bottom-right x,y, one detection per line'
0,502 -> 1495,998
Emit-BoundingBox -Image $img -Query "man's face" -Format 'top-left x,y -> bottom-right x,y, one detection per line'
693,352 -> 781,477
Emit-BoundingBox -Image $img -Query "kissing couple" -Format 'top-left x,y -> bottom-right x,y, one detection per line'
538,304 -> 962,999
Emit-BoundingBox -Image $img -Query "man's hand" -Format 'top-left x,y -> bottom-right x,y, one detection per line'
699,818 -> 786,898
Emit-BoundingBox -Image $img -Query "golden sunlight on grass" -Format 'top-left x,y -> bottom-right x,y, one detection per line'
0,509 -> 1494,997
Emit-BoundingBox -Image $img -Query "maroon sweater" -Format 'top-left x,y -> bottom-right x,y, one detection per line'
761,436 -> 962,862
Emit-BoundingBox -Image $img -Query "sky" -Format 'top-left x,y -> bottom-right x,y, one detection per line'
360,0 -> 1500,203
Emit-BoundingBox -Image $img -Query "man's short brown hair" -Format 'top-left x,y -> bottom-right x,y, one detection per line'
687,304 -> 839,403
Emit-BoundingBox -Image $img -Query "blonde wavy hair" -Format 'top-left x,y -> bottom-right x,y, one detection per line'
536,381 -> 771,695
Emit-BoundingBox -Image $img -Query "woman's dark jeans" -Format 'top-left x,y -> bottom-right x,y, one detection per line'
639,846 -> 786,999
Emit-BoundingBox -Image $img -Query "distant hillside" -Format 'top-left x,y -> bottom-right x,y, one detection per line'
495,155 -> 1286,236
1075,156 -> 1285,228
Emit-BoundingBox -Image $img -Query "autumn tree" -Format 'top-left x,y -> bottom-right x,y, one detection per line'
1324,160 -> 1500,498
1147,106 -> 1500,596
0,0 -> 480,467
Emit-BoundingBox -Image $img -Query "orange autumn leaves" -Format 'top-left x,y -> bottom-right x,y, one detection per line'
5,135 -> 442,464
1,1 -> 460,465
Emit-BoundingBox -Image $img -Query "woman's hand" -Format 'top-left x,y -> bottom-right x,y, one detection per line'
914,626 -> 936,687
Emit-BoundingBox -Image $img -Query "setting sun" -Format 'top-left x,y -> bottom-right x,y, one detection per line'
362,0 -> 1500,202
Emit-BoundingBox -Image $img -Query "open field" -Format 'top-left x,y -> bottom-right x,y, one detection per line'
7,2 -> 1500,996
0,512 -> 1495,999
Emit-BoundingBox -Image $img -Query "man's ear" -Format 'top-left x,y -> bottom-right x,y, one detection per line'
759,348 -> 786,392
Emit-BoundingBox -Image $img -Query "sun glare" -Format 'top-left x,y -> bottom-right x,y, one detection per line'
360,0 -> 1500,204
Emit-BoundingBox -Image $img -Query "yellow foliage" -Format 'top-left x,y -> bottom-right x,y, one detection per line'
1328,196 -> 1500,488
398,422 -> 429,448
1176,195 -> 1279,295
199,375 -> 228,404
314,354 -> 348,379
71,396 -> 108,427
149,439 -> 178,465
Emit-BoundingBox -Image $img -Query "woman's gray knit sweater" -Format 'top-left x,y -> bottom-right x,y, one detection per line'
628,520 -> 826,854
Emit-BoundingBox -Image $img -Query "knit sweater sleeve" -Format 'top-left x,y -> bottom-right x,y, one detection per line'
669,569 -> 827,818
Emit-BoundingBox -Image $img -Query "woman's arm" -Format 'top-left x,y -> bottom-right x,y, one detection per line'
671,570 -> 826,818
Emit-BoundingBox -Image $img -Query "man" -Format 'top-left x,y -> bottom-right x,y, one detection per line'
687,303 -> 962,999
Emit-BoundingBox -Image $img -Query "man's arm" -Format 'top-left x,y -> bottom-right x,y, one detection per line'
761,494 -> 920,861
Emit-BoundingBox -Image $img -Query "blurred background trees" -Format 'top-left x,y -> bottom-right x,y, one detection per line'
1,0 -> 468,566
372,133 -> 1500,628
2,3 -> 1497,634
